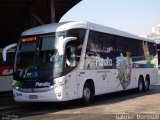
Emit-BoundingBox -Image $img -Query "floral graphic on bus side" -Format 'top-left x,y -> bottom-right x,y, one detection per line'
116,52 -> 133,89
146,55 -> 155,68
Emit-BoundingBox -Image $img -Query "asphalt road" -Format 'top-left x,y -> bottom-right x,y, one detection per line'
1,83 -> 160,120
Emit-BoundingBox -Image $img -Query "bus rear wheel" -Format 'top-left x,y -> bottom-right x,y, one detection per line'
82,83 -> 94,104
144,76 -> 150,91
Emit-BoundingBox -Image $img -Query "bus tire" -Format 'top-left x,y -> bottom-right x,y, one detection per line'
144,75 -> 150,92
82,82 -> 94,104
138,77 -> 144,93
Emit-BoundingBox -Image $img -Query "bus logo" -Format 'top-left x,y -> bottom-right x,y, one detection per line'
35,82 -> 51,87
95,57 -> 112,67
0,66 -> 13,76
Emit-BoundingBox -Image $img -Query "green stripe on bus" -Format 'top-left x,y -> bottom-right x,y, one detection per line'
15,81 -> 23,87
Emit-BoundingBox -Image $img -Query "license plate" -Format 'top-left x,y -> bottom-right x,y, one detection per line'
29,95 -> 38,99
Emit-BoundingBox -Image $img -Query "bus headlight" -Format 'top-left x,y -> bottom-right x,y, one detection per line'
53,79 -> 68,88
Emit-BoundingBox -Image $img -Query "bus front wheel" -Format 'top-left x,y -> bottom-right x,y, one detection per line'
82,83 -> 94,104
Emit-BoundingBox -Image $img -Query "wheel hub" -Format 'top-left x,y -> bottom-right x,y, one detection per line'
83,87 -> 90,100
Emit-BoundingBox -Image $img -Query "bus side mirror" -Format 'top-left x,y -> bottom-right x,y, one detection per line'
63,37 -> 77,47
57,37 -> 77,55
2,43 -> 17,61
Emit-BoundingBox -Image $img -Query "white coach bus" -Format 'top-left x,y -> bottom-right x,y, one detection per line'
3,21 -> 158,103
0,49 -> 15,92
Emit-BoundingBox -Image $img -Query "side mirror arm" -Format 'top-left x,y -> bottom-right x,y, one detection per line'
2,43 -> 17,61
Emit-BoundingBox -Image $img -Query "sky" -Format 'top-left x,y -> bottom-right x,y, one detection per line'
60,0 -> 160,35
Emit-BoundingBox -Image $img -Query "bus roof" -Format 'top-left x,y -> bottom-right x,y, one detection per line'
21,21 -> 155,43
153,39 -> 160,44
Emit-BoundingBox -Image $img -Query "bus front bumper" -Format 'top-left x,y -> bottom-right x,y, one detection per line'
13,87 -> 66,102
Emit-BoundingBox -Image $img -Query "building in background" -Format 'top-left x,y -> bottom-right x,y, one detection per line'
140,24 -> 160,67
140,24 -> 160,39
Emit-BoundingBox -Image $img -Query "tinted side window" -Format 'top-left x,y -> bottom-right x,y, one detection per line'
66,29 -> 86,45
86,31 -> 101,55
143,41 -> 149,56
101,33 -> 116,54
66,29 -> 86,61
126,38 -> 137,56
126,39 -> 144,57
136,40 -> 144,56
116,36 -> 126,55
148,43 -> 157,56
65,29 -> 86,68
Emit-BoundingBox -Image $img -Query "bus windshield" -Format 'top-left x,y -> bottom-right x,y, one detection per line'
14,33 -> 64,81
14,28 -> 86,82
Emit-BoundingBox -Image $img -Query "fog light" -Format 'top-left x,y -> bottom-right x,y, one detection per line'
50,85 -> 54,89
16,87 -> 20,90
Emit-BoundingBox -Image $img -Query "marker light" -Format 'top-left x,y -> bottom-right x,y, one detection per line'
22,37 -> 37,42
